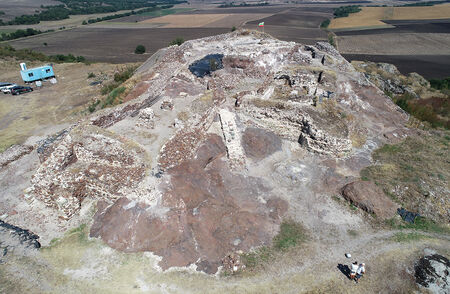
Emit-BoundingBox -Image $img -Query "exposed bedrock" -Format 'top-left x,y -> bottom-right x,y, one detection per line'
341,181 -> 398,219
242,127 -> 282,159
90,135 -> 287,274
415,251 -> 450,294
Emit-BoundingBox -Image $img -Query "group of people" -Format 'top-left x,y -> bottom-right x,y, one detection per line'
350,261 -> 365,283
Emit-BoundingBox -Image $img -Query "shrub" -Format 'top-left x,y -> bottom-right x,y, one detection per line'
87,72 -> 95,78
169,37 -> 184,46
320,19 -> 330,28
394,94 -> 449,129
134,44 -> 145,54
334,5 -> 361,18
429,77 -> 450,91
231,26 -> 237,32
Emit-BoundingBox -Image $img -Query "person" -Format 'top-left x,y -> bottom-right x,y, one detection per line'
355,263 -> 366,283
350,261 -> 358,280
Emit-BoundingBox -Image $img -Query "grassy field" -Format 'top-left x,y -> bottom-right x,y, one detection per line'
0,60 -> 124,152
330,3 -> 450,30
360,132 -> 450,223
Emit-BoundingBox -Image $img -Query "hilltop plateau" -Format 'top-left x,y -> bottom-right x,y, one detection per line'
0,31 -> 448,293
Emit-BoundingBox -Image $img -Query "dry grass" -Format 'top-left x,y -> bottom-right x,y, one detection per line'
0,60 -> 124,152
360,132 -> 450,222
140,14 -> 230,28
330,3 -> 450,29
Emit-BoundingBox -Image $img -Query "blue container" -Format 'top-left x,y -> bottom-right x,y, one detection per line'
20,63 -> 55,83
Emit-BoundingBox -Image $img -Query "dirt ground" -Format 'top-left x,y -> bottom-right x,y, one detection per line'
343,54 -> 450,79
330,3 -> 450,30
1,220 -> 448,293
0,60 -> 132,152
140,14 -> 231,27
6,27 -> 230,63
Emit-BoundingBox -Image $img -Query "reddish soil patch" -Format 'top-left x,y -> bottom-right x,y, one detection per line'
242,127 -> 282,159
91,134 -> 287,273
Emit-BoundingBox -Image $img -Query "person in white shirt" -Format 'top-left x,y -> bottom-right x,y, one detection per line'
355,263 -> 366,283
350,261 -> 358,280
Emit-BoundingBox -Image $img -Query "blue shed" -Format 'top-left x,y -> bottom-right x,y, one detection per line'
20,63 -> 55,83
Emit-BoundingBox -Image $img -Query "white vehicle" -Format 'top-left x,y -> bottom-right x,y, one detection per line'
0,83 -> 18,94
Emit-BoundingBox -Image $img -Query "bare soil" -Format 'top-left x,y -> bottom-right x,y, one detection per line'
337,33 -> 450,55
343,54 -> 450,79
6,27 -> 229,63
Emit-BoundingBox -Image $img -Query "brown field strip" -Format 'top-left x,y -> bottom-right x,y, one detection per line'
140,14 -> 230,28
330,3 -> 450,29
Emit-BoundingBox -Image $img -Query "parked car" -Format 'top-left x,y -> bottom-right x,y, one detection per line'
0,83 -> 18,94
10,85 -> 33,95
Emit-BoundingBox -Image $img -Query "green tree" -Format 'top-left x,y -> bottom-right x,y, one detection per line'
169,37 -> 184,46
134,44 -> 145,54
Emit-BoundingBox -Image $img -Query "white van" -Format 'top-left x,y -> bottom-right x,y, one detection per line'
0,83 -> 18,94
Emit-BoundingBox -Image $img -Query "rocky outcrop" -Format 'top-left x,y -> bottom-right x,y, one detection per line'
0,220 -> 40,263
90,135 -> 286,273
415,252 -> 450,294
341,181 -> 398,219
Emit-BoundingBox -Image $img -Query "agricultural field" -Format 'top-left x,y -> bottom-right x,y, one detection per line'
140,13 -> 272,28
0,0 -> 57,21
4,4 -> 333,62
6,27 -> 229,63
107,8 -> 194,23
337,33 -> 450,55
329,3 -> 450,30
140,14 -> 231,27
343,54 -> 450,79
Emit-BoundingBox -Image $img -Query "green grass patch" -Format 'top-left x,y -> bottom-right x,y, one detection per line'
392,232 -> 427,242
68,223 -> 86,234
386,216 -> 450,235
273,220 -> 308,251
241,220 -> 307,271
101,86 -> 125,108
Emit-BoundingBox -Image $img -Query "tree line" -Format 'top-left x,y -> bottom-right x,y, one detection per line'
82,5 -> 174,24
0,44 -> 86,63
0,28 -> 53,42
0,0 -> 185,26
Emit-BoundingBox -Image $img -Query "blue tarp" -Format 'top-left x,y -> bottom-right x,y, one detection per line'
189,54 -> 224,78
